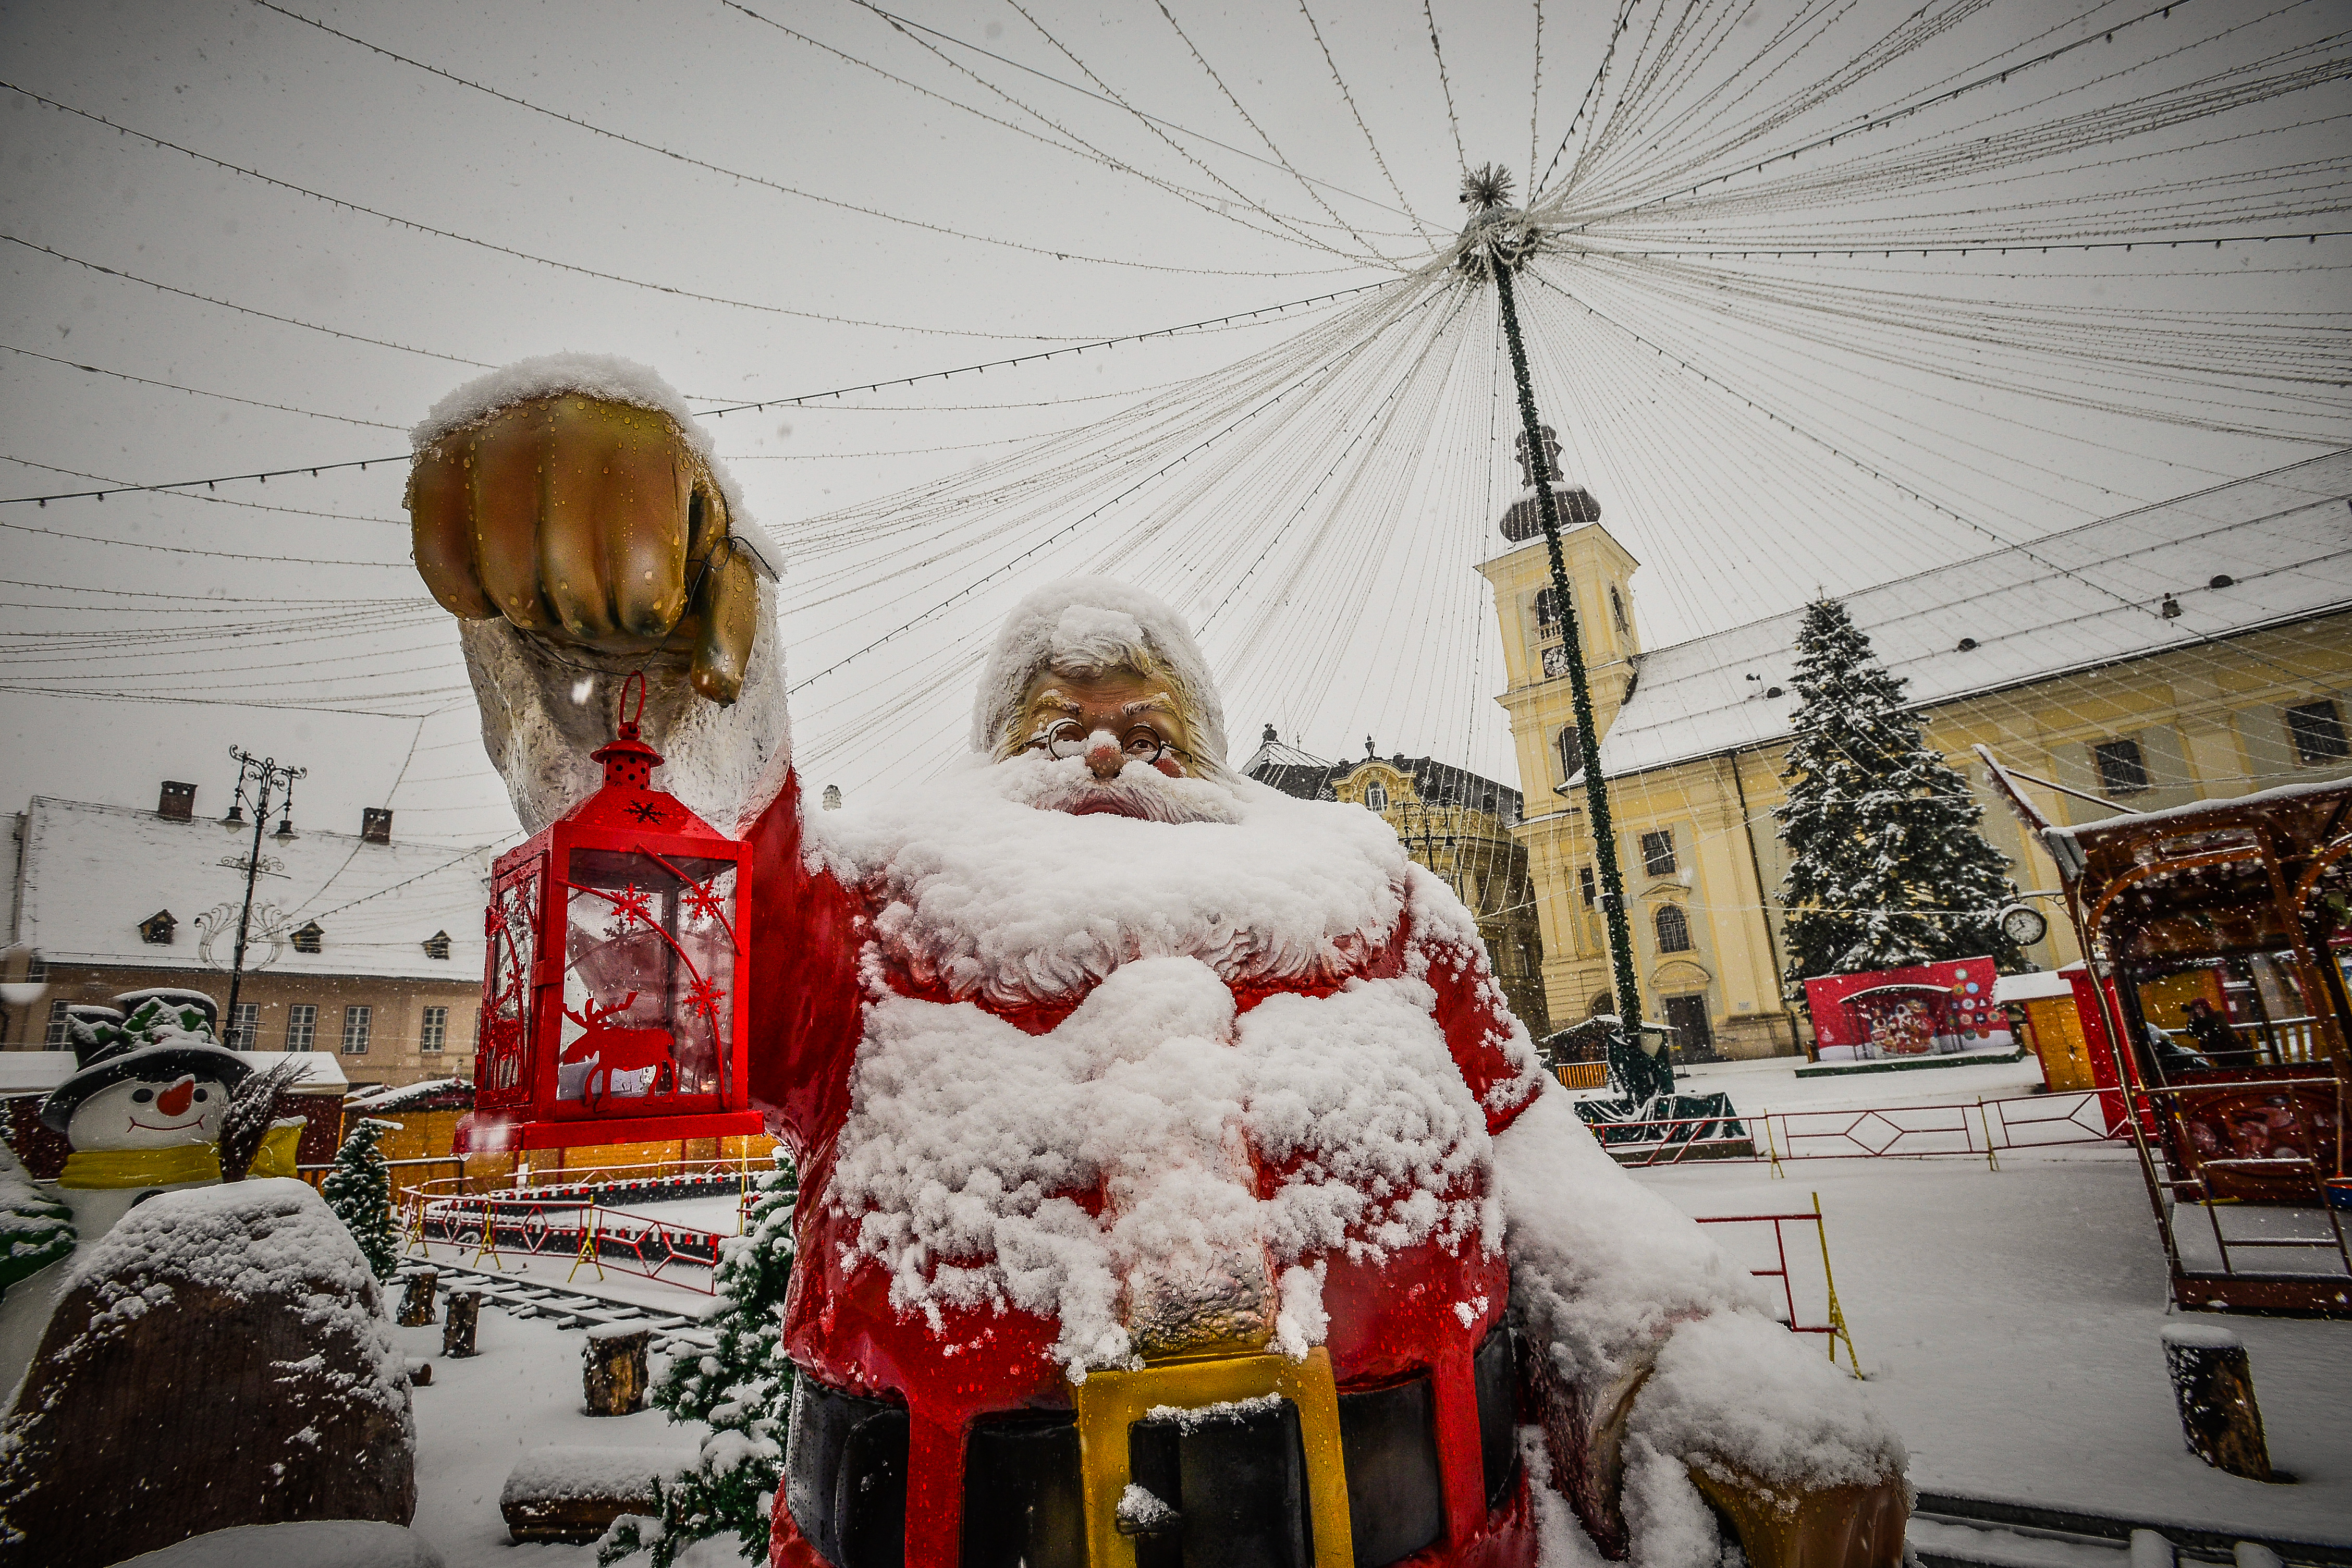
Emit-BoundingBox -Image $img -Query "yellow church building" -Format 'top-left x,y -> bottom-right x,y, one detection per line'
1477,447 -> 2352,1059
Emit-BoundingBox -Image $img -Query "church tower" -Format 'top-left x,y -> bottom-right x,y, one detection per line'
1474,430 -> 1643,1032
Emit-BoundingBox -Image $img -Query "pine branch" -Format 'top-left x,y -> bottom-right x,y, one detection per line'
217,1057 -> 311,1182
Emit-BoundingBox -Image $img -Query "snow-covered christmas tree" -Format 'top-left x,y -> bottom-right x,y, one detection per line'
321,1118 -> 399,1282
601,1149 -> 798,1568
1775,597 -> 2025,982
0,1143 -> 73,1295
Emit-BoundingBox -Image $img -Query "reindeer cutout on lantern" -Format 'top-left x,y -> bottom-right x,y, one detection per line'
558,992 -> 678,1110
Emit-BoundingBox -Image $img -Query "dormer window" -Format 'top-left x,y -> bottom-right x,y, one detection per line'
291,920 -> 324,954
1365,782 -> 1389,813
139,910 -> 176,946
422,930 -> 452,961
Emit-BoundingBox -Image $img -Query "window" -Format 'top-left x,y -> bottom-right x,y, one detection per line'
1609,584 -> 1628,633
422,930 -> 452,961
1655,905 -> 1693,953
1662,994 -> 1714,1056
341,1005 -> 372,1056
139,911 -> 175,946
1578,866 -> 1596,906
2286,700 -> 2348,765
1556,726 -> 1583,782
2093,738 -> 2148,795
25,953 -> 45,985
1640,829 -> 1677,877
45,999 -> 69,1046
285,1003 -> 317,1051
421,1005 -> 448,1054
292,921 -> 324,954
1364,781 -> 1389,812
1534,586 -> 1562,628
226,1003 -> 259,1048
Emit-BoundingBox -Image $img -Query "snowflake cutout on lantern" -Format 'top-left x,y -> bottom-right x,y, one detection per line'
682,878 -> 729,927
624,800 -> 667,825
684,976 -> 727,1023
604,881 -> 655,939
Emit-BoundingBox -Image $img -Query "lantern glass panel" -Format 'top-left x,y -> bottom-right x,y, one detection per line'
559,847 -> 738,1107
479,860 -> 541,1110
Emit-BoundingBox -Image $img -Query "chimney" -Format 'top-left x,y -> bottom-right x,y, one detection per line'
361,808 -> 392,844
157,781 -> 195,823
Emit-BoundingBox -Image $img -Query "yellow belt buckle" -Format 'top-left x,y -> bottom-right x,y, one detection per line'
1071,1346 -> 1354,1568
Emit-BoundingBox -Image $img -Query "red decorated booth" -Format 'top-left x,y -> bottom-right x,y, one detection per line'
457,684 -> 761,1155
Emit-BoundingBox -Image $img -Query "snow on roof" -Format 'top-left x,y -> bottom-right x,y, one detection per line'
0,1051 -> 348,1097
1585,449 -> 2352,784
344,1076 -> 471,1111
14,797 -> 494,982
1993,971 -> 2074,1003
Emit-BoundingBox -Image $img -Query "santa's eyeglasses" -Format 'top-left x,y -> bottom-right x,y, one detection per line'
1028,719 -> 1175,764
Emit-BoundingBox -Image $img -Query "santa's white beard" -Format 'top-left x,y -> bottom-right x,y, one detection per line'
806,752 -> 1418,1011
1006,754 -> 1242,825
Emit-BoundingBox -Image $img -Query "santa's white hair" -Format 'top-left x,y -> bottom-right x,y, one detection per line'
972,578 -> 1230,774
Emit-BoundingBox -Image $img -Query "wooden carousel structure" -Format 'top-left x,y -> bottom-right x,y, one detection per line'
1983,753 -> 2349,1316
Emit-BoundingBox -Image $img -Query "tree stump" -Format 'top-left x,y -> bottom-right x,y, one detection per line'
583,1325 -> 651,1416
2161,1322 -> 2271,1480
444,1290 -> 483,1358
397,1269 -> 439,1327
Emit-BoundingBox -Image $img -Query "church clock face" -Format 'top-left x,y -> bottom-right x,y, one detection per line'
1999,903 -> 2048,947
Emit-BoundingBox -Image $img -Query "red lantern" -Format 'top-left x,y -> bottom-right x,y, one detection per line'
457,677 -> 761,1155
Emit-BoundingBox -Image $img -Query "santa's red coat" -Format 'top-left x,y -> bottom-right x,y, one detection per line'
743,774 -> 1544,1567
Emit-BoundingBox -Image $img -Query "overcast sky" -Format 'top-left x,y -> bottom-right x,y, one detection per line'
2,0 -> 2343,856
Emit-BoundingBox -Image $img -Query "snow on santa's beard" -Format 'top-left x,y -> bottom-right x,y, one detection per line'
67,1073 -> 231,1149
810,754 -> 1502,1374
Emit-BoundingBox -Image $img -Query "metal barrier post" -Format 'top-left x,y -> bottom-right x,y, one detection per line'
568,1195 -> 605,1284
471,1199 -> 505,1271
1980,1100 -> 2000,1173
1764,1110 -> 1784,1179
1812,1193 -> 1860,1374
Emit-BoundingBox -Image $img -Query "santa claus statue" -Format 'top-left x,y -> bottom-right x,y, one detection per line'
410,359 -> 1904,1568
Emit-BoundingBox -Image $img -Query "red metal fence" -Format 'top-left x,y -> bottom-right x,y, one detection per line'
1588,1088 -> 2122,1170
1694,1195 -> 1859,1371
402,1181 -> 742,1294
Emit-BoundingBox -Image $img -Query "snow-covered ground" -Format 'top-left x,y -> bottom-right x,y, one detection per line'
396,1293 -> 733,1568
1632,1143 -> 2352,1539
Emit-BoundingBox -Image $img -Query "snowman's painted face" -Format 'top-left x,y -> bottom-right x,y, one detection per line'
66,1073 -> 231,1150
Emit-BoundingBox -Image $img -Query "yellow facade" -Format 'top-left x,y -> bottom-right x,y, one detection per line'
1322,757 -> 1547,1034
1479,517 -> 2352,1059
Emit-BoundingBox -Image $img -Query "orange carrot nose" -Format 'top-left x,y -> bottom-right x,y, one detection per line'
156,1078 -> 195,1118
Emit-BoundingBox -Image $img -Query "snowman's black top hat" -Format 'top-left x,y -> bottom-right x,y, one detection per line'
38,1034 -> 252,1135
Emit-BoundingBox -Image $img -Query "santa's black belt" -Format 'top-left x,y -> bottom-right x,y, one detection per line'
783,1324 -> 1519,1568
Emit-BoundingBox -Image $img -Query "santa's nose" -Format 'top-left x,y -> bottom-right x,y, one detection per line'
156,1078 -> 195,1117
1084,730 -> 1124,780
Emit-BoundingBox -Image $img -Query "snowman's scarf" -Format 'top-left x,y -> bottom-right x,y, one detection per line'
805,757 -> 1419,1011
58,1123 -> 300,1190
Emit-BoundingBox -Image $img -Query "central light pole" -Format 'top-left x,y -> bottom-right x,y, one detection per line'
221,746 -> 304,1046
1461,164 -> 1643,1031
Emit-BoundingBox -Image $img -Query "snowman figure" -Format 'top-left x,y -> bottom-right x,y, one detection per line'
36,990 -> 296,1192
